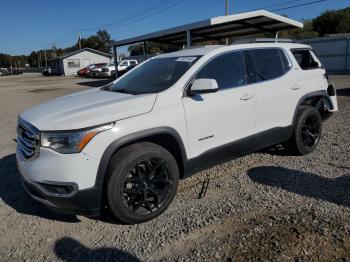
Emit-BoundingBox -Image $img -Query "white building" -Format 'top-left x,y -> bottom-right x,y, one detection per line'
51,48 -> 113,76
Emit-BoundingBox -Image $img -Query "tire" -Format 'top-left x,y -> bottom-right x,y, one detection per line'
106,142 -> 179,224
289,106 -> 322,155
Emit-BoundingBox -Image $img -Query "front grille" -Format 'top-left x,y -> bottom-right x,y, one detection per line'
17,118 -> 40,161
102,68 -> 109,72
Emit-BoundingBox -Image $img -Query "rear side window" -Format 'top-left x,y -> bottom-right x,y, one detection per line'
250,48 -> 290,82
196,51 -> 247,90
130,61 -> 137,65
291,49 -> 319,70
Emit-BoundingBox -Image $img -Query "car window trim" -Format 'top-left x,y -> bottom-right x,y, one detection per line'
184,47 -> 293,97
183,49 -> 250,97
248,47 -> 293,85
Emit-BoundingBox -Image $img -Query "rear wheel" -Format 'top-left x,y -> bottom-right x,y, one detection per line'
289,106 -> 322,155
106,142 -> 179,224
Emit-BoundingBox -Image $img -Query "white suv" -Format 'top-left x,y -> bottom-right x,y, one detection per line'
117,59 -> 138,72
16,42 -> 338,224
99,63 -> 116,78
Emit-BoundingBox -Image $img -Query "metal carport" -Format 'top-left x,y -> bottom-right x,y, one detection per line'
111,10 -> 303,77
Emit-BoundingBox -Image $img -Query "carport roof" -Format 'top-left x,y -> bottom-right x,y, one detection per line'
112,10 -> 303,47
57,48 -> 113,60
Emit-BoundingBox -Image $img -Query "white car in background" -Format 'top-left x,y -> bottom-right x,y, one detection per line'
89,63 -> 108,78
99,63 -> 116,78
117,59 -> 138,72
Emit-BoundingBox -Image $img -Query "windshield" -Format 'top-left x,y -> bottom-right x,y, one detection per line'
104,56 -> 201,94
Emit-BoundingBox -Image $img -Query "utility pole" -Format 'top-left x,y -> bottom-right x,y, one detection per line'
44,49 -> 48,67
52,43 -> 56,59
78,31 -> 82,50
226,0 -> 229,16
39,52 -> 42,68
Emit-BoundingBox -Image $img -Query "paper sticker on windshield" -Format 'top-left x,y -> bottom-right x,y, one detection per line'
176,57 -> 197,62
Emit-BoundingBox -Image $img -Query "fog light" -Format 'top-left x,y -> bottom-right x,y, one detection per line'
39,183 -> 74,195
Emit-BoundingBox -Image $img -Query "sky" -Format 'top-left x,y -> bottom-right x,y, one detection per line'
0,0 -> 349,55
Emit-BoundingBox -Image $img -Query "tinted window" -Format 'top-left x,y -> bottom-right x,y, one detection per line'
196,52 -> 247,89
292,49 -> 319,70
106,56 -> 200,94
251,48 -> 289,81
130,61 -> 137,65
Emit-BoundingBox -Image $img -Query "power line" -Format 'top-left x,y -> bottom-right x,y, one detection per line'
113,0 -> 210,38
270,0 -> 327,12
79,0 -> 172,32
39,0 -> 172,49
40,0 -> 187,50
93,0 -> 187,31
252,0 -> 305,10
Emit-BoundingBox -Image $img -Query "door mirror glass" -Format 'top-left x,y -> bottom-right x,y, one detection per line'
188,78 -> 218,96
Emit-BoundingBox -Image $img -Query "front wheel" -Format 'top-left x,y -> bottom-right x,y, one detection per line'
106,142 -> 179,224
289,106 -> 322,155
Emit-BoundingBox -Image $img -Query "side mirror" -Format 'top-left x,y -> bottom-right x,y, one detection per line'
187,78 -> 219,96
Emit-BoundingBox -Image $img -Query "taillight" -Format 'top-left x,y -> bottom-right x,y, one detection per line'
327,84 -> 336,96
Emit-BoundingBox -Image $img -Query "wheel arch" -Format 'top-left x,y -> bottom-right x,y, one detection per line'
95,127 -> 188,192
292,90 -> 334,126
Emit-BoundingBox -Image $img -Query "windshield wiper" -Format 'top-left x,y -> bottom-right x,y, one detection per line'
113,89 -> 142,95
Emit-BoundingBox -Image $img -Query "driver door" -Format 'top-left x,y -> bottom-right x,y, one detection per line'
182,51 -> 256,158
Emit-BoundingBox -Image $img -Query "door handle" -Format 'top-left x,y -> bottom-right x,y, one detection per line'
240,94 -> 253,101
291,84 -> 302,90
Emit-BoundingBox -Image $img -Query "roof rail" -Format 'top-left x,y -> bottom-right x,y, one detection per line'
182,45 -> 223,50
232,38 -> 296,44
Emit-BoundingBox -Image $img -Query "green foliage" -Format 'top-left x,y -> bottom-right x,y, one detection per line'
24,30 -> 113,67
313,7 -> 350,36
28,49 -> 60,68
279,20 -> 319,40
77,30 -> 112,53
0,53 -> 12,67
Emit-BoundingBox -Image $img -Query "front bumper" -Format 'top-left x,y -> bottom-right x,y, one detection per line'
16,146 -> 103,217
20,171 -> 101,217
99,71 -> 111,77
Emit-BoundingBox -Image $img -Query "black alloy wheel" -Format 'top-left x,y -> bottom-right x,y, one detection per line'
121,158 -> 173,215
300,113 -> 321,149
290,106 -> 322,155
107,142 -> 179,224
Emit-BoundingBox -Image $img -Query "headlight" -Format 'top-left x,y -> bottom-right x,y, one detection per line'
41,123 -> 114,154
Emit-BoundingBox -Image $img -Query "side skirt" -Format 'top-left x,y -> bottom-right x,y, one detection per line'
183,126 -> 293,178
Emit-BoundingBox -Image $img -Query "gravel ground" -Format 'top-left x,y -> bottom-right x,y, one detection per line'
0,73 -> 349,261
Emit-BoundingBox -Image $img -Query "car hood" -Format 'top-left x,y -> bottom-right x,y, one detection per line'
20,89 -> 157,131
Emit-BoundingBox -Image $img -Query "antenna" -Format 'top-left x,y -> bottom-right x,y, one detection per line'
78,31 -> 82,49
275,31 -> 279,43
225,0 -> 229,45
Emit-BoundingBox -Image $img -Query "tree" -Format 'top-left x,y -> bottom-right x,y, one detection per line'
97,30 -> 112,53
75,30 -> 112,53
0,53 -> 12,67
313,7 -> 350,36
279,20 -> 319,39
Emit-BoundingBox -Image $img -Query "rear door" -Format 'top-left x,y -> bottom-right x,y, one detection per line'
248,48 -> 297,131
182,51 -> 256,158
